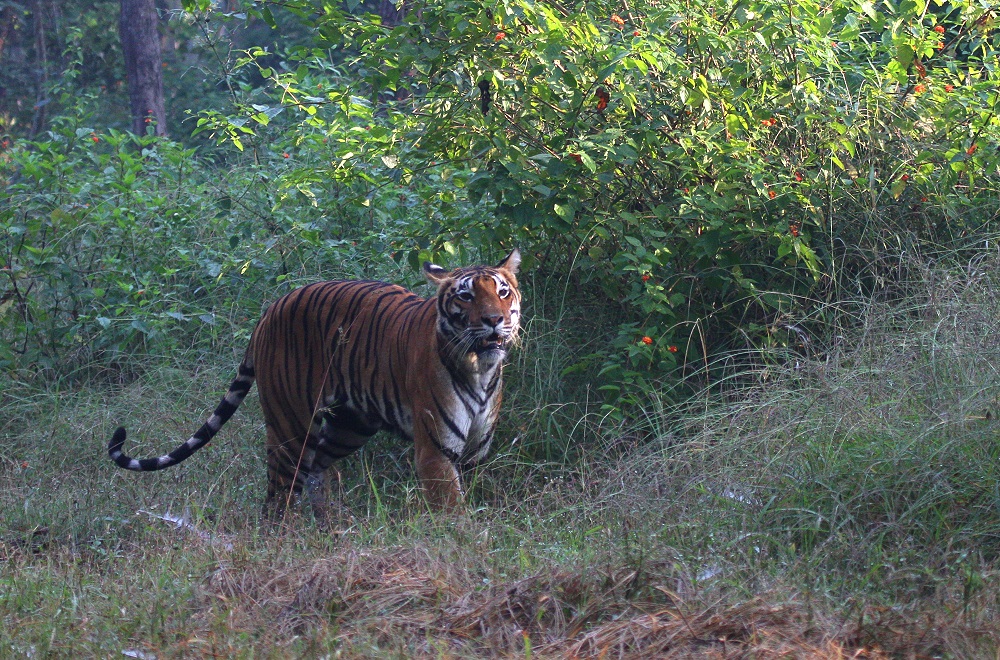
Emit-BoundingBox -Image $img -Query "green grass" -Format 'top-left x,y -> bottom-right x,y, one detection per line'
4,253 -> 1000,657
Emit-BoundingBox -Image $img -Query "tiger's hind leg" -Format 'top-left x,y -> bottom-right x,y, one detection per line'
263,408 -> 376,524
303,469 -> 333,523
263,423 -> 319,522
306,408 -> 377,521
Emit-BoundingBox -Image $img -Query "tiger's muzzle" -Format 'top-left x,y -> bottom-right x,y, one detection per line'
475,333 -> 509,355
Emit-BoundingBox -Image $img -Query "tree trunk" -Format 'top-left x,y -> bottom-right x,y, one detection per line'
374,1 -> 410,103
375,0 -> 404,27
0,6 -> 18,63
119,0 -> 167,136
30,0 -> 49,138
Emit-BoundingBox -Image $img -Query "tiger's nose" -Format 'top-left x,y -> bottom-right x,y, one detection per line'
483,313 -> 503,328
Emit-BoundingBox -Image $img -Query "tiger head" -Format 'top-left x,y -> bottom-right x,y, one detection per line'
424,248 -> 521,367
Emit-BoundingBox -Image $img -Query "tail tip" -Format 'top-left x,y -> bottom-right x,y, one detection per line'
109,426 -> 127,454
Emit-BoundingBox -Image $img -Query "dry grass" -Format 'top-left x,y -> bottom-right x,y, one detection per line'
7,497 -> 996,658
130,524 -> 1000,658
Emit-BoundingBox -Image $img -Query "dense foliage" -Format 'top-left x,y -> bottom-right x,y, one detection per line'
0,115 -> 430,377
3,0 -> 999,413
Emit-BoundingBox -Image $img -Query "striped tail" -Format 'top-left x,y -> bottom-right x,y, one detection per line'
108,362 -> 255,471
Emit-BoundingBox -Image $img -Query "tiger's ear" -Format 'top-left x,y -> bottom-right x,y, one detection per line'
423,261 -> 451,287
496,248 -> 521,275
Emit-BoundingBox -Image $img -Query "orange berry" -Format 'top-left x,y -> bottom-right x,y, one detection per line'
934,25 -> 945,34
595,87 -> 610,112
641,336 -> 653,345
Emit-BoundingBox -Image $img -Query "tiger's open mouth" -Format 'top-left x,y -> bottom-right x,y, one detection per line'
474,334 -> 507,354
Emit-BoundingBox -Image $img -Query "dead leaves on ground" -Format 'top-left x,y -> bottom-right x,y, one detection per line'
198,545 -> 996,658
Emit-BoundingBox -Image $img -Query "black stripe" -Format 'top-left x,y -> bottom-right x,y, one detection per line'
427,429 -> 460,462
430,390 -> 467,445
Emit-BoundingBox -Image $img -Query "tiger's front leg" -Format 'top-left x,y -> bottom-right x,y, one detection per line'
412,428 -> 464,510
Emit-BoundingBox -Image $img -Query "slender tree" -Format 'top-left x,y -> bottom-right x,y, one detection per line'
0,5 -> 18,63
29,0 -> 49,137
373,0 -> 410,103
374,0 -> 404,27
119,0 -> 166,136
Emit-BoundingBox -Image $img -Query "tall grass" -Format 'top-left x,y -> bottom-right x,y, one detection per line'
4,245 -> 1000,656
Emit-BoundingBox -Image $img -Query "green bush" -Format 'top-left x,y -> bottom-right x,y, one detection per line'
0,110 -> 430,379
212,0 -> 1000,413
4,0 -> 999,411
2,120 -> 225,374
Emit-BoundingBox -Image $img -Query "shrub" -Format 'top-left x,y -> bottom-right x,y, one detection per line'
217,0 -> 1000,413
0,109 -> 429,379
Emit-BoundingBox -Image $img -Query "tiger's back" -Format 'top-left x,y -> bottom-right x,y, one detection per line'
108,250 -> 522,513
251,279 -> 437,504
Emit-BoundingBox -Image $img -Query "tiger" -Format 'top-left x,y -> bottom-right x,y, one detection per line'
108,249 -> 522,514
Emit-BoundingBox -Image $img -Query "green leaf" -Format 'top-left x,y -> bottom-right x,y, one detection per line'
260,5 -> 276,28
553,203 -> 575,222
816,14 -> 833,37
725,113 -> 747,135
890,178 -> 907,199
